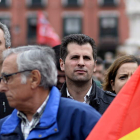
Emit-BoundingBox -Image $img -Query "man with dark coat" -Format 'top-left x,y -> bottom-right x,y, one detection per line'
60,34 -> 116,114
0,22 -> 13,119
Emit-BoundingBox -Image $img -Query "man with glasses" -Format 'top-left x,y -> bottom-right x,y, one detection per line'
0,22 -> 14,119
0,46 -> 100,140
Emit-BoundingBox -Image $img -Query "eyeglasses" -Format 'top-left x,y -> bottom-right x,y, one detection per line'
0,70 -> 32,84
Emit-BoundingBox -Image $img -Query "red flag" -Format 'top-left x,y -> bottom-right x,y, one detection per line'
37,11 -> 61,47
86,66 -> 140,140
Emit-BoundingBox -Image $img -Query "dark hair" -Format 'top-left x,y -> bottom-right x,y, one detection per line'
102,55 -> 140,93
53,45 -> 61,71
60,34 -> 97,61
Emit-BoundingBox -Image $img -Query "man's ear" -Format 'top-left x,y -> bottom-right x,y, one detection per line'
110,80 -> 115,91
59,58 -> 65,71
93,60 -> 97,72
30,70 -> 41,89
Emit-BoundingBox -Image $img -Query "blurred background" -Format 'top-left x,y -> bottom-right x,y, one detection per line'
0,0 -> 139,59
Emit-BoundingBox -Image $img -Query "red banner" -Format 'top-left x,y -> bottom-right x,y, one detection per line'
37,11 -> 61,47
86,66 -> 140,140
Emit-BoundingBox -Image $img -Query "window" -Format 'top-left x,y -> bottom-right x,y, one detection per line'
0,0 -> 11,8
0,14 -> 11,43
0,14 -> 11,29
98,0 -> 119,6
99,12 -> 119,44
99,17 -> 118,38
63,13 -> 82,37
26,0 -> 47,8
62,0 -> 83,7
27,14 -> 37,44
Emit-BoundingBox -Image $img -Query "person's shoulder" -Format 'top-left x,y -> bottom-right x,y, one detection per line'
58,98 -> 101,140
94,86 -> 116,105
96,86 -> 116,97
104,90 -> 116,97
93,80 -> 116,98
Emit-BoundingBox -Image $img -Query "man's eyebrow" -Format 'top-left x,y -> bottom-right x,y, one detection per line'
71,55 -> 79,57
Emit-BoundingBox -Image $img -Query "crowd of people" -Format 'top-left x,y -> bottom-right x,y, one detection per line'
0,21 -> 139,140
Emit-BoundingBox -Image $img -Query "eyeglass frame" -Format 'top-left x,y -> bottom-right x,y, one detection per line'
0,70 -> 32,84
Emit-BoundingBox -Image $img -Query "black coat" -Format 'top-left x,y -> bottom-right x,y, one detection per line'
61,81 -> 116,114
0,93 -> 14,119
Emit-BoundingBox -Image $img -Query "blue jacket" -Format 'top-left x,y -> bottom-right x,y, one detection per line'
0,86 -> 101,140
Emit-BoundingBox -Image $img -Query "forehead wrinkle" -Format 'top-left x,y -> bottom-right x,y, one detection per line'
2,54 -> 18,74
117,64 -> 138,76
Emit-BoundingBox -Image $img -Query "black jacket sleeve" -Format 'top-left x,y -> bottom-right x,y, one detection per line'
0,93 -> 14,119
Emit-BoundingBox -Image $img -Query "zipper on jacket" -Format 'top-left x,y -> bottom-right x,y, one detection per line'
3,102 -> 6,113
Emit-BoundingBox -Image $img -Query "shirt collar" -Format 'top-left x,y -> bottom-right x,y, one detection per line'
17,95 -> 50,121
66,86 -> 92,104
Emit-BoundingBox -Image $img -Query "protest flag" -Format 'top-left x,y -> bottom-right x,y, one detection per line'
37,11 -> 61,47
86,66 -> 140,140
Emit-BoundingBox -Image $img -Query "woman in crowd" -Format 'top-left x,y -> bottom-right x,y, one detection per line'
102,55 -> 140,94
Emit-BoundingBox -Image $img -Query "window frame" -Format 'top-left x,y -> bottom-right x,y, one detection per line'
0,13 -> 11,28
0,0 -> 11,8
27,12 -> 37,44
26,0 -> 47,8
98,0 -> 120,6
98,11 -> 119,44
62,0 -> 84,7
62,12 -> 83,37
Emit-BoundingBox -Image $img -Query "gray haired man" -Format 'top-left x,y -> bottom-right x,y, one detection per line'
0,46 -> 101,140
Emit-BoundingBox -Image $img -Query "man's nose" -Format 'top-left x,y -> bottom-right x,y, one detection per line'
78,57 -> 85,66
0,80 -> 8,93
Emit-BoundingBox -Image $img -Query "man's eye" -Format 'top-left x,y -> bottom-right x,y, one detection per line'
84,56 -> 90,60
5,76 -> 10,82
71,56 -> 78,59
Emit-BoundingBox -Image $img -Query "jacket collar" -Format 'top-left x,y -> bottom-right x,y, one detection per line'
61,80 -> 96,98
89,80 -> 97,99
1,86 -> 60,139
61,82 -> 67,97
60,80 -> 107,103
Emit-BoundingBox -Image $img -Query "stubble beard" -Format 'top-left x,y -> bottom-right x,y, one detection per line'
68,74 -> 92,87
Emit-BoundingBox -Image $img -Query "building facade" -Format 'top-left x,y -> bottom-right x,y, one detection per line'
0,0 -> 129,55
